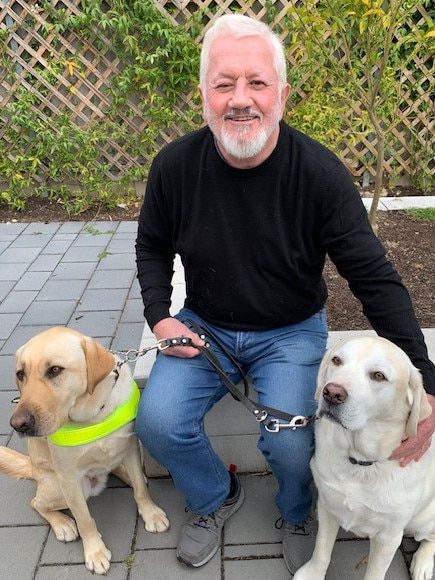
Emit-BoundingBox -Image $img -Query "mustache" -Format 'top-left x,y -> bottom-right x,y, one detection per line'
223,108 -> 262,120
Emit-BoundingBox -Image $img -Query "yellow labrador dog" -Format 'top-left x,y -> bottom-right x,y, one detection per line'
0,327 -> 169,575
294,336 -> 434,580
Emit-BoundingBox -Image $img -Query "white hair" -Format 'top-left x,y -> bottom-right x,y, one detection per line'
199,14 -> 287,89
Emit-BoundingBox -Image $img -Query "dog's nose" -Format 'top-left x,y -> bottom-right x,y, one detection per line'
10,411 -> 36,435
323,383 -> 348,405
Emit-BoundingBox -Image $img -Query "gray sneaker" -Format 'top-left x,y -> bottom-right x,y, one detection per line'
177,472 -> 244,567
279,515 -> 318,575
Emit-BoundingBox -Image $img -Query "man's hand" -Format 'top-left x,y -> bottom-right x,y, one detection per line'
389,393 -> 435,467
153,317 -> 205,358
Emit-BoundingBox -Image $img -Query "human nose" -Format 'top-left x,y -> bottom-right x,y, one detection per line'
228,79 -> 253,109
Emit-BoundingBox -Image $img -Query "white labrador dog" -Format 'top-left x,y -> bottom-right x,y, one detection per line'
0,327 -> 169,575
294,336 -> 435,580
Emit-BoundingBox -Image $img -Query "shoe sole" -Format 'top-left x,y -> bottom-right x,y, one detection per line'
177,545 -> 219,568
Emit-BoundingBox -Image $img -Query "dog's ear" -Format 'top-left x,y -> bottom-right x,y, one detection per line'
81,336 -> 115,394
315,348 -> 332,400
405,365 -> 432,438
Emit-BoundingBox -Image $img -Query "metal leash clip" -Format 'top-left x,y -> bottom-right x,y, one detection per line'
112,336 -> 195,365
264,415 -> 311,433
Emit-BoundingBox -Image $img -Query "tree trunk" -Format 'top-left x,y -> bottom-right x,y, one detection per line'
368,131 -> 386,233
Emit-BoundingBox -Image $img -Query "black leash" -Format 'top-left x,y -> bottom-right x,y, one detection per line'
12,329 -> 316,431
183,319 -> 316,432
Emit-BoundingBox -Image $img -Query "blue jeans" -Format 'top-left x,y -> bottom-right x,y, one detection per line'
136,307 -> 327,524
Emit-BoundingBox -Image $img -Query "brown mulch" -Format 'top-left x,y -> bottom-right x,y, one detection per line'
0,197 -> 142,224
1,195 -> 434,331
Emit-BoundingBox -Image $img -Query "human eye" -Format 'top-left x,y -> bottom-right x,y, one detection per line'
250,79 -> 267,89
214,80 -> 233,92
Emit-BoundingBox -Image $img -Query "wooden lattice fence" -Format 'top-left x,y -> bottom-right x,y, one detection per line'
0,0 -> 434,193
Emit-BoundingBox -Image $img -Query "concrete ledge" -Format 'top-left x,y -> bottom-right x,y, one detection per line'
362,195 -> 435,211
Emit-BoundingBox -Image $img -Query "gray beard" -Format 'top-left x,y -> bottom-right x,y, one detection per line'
204,100 -> 283,161
219,125 -> 270,160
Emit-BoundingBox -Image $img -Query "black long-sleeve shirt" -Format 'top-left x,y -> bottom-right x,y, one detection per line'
136,121 -> 435,394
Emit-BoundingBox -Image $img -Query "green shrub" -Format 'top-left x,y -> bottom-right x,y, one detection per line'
0,0 -> 200,213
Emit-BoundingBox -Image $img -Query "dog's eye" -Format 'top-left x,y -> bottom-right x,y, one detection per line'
331,356 -> 342,366
370,371 -> 387,382
16,370 -> 25,382
46,366 -> 64,378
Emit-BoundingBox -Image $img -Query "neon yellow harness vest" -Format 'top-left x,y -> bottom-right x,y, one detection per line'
48,381 -> 140,447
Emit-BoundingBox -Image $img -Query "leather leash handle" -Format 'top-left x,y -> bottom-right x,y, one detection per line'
183,319 -> 315,429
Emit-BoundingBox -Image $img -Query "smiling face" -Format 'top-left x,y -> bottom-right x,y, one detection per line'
199,34 -> 289,169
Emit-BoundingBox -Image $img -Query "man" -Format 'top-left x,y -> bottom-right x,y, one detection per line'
135,13 -> 435,574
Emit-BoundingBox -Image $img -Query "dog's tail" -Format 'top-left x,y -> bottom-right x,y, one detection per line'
0,447 -> 33,479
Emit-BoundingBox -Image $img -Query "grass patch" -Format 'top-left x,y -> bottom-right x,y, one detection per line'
125,553 -> 135,568
404,207 -> 435,221
82,225 -> 116,236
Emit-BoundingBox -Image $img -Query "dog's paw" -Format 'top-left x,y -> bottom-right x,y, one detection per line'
410,548 -> 435,580
142,505 -> 170,533
52,513 -> 79,542
294,561 -> 328,580
84,541 -> 112,575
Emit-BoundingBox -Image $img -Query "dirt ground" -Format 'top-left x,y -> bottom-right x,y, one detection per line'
1,193 -> 433,331
324,210 -> 434,330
